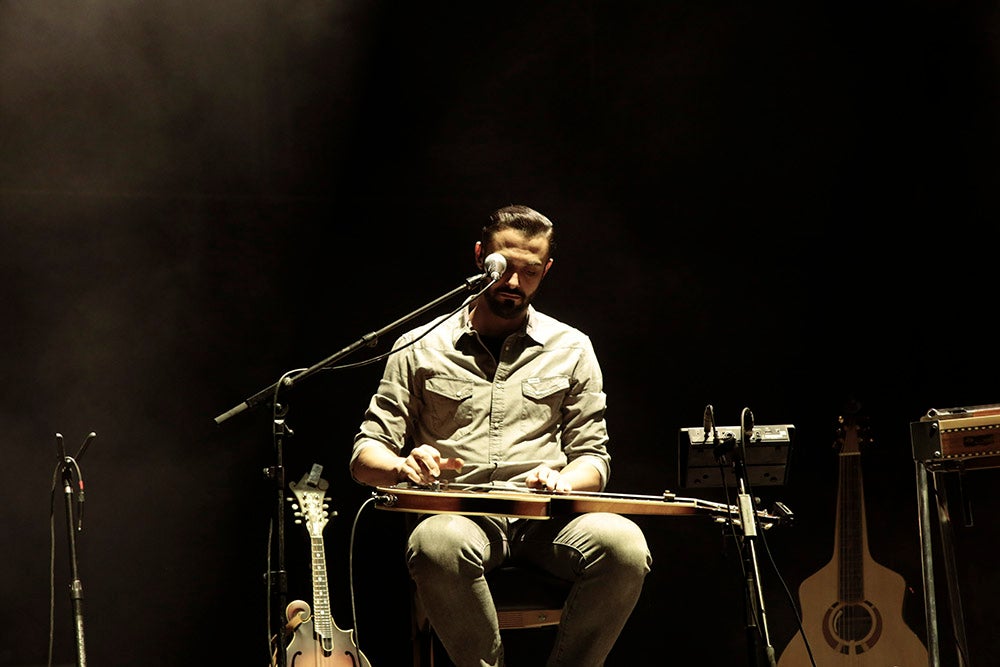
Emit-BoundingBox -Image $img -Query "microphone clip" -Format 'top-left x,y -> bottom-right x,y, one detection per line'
464,272 -> 492,291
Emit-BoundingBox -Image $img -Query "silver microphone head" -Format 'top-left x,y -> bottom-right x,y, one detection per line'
483,253 -> 507,281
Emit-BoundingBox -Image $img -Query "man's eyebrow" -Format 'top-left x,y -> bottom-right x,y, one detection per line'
512,262 -> 544,271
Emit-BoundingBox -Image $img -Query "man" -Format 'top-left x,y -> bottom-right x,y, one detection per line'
350,204 -> 651,666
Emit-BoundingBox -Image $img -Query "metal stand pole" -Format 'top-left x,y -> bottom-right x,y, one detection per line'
55,432 -> 95,667
268,402 -> 292,667
915,460 -> 939,667
932,471 -> 972,667
733,409 -> 776,667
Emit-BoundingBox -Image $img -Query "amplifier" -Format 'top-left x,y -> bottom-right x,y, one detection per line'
678,424 -> 794,489
910,403 -> 1000,471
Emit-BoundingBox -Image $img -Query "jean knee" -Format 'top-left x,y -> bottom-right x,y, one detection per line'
599,516 -> 652,575
407,515 -> 493,579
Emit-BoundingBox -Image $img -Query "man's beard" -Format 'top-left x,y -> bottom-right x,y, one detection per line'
484,288 -> 531,320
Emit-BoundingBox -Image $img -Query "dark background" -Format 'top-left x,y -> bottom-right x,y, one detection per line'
2,1 -> 998,665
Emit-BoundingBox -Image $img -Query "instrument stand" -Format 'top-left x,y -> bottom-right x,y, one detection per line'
914,461 -> 972,667
213,271 -> 497,665
55,432 -> 96,667
721,410 -> 777,667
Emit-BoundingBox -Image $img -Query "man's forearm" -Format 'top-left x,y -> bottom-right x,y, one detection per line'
560,457 -> 604,492
351,443 -> 405,487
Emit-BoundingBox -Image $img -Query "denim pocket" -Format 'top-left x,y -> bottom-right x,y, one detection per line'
521,375 -> 570,422
424,376 -> 476,433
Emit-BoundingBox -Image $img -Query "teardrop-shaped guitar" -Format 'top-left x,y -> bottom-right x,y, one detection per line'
284,465 -> 373,667
776,409 -> 927,666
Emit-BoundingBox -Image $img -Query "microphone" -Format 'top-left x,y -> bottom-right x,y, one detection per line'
483,253 -> 507,281
78,431 -> 96,461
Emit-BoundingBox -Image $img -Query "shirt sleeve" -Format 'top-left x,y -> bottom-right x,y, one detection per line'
350,334 -> 416,475
560,336 -> 612,489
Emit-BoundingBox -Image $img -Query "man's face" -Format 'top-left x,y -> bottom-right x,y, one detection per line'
480,228 -> 552,320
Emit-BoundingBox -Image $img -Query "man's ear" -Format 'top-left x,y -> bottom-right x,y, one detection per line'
474,241 -> 484,269
543,257 -> 554,276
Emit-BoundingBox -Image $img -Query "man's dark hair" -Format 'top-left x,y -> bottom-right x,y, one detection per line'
482,205 -> 556,256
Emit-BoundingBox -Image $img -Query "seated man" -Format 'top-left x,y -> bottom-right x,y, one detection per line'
350,204 -> 651,667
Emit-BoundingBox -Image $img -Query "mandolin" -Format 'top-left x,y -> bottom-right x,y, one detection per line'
283,465 -> 372,667
776,409 -> 927,666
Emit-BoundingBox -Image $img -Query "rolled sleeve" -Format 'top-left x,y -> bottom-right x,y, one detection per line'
559,341 -> 612,488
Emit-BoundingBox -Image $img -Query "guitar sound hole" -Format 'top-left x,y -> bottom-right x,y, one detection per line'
821,600 -> 885,654
833,604 -> 873,641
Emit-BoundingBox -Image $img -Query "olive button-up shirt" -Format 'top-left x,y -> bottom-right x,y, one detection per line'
351,305 -> 612,488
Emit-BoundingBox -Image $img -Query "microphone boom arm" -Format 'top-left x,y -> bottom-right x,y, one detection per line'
214,272 -> 494,426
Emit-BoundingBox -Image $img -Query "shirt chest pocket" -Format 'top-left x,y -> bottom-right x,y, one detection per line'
521,376 -> 570,422
423,376 -> 476,433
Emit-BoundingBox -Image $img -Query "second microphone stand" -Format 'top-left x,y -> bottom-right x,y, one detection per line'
54,431 -> 96,667
731,409 -> 777,667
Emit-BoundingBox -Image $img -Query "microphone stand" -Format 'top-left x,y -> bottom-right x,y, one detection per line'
213,272 -> 494,666
732,409 -> 777,667
55,432 -> 95,667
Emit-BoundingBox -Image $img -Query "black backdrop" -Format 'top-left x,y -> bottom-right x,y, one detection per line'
2,2 -> 999,665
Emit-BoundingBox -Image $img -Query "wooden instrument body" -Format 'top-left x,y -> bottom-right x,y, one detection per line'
284,600 -> 372,667
777,415 -> 927,666
282,468 -> 373,667
777,512 -> 928,665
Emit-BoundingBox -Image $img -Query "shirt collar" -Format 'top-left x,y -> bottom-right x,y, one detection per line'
456,304 -> 550,346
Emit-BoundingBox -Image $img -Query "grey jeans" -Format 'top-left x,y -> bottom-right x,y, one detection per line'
407,511 -> 652,667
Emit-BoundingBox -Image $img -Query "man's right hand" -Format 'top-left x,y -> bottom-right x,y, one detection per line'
397,444 -> 464,486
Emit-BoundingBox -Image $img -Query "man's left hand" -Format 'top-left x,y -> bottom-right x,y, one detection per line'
525,465 -> 572,493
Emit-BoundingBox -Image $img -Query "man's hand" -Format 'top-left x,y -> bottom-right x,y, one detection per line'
397,444 -> 464,486
525,465 -> 572,493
